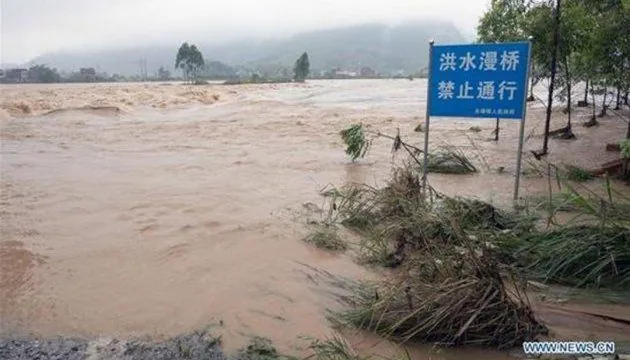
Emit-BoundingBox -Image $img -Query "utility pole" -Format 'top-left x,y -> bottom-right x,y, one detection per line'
138,58 -> 148,81
143,58 -> 147,81
539,0 -> 562,158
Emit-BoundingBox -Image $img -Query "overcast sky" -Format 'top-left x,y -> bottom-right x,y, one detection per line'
1,0 -> 489,64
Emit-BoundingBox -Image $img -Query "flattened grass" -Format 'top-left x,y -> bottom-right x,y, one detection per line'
304,224 -> 348,252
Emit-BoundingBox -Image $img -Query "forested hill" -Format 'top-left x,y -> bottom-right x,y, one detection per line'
29,21 -> 467,77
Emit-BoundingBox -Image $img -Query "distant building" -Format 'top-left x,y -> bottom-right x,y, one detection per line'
334,69 -> 357,78
80,68 -> 97,82
234,68 -> 251,77
276,67 -> 290,78
360,67 -> 377,78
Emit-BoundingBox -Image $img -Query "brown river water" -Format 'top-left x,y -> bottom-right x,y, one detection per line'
1,80 -> 629,358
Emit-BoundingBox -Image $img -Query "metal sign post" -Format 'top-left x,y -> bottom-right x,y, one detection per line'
513,38 -> 533,206
425,40 -> 532,207
422,40 -> 435,191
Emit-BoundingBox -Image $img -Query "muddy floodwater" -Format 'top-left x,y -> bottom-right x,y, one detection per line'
1,80 -> 629,358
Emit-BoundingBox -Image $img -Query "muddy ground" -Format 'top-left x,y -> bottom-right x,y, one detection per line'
0,330 -> 225,360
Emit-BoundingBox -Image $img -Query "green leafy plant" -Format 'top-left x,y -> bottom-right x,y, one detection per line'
340,124 -> 371,162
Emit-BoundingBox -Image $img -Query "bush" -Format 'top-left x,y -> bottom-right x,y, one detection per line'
303,224 -> 348,251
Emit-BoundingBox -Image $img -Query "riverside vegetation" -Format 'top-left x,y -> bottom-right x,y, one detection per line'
298,123 -> 630,357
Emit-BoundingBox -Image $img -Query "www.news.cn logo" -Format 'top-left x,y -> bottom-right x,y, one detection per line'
523,342 -> 615,355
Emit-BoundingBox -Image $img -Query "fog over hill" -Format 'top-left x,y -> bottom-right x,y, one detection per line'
29,21 -> 467,77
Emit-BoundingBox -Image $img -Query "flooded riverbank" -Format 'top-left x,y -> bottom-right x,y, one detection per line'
1,80 -> 629,357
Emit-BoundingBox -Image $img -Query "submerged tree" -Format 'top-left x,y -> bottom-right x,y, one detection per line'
175,42 -> 205,83
294,52 -> 310,83
478,0 -> 630,157
536,0 -> 562,156
552,0 -> 597,137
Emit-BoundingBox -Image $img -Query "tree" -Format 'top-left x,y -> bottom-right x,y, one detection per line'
175,43 -> 190,81
552,0 -> 597,136
477,0 -> 530,42
27,65 -> 61,83
572,0 -> 630,118
535,0 -> 562,156
294,52 -> 310,82
528,0 -> 602,146
188,45 -> 205,81
603,1 -> 630,111
478,0 -> 630,168
175,42 -> 205,83
158,66 -> 171,81
477,0 -> 535,140
523,2 -> 555,91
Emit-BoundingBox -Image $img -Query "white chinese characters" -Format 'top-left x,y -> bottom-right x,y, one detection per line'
498,81 -> 518,100
459,52 -> 476,71
436,80 -> 519,102
479,51 -> 498,71
500,51 -> 520,71
477,81 -> 495,100
437,81 -> 455,99
431,44 -> 528,118
457,81 -> 475,99
439,52 -> 457,71
438,49 -> 521,72
475,108 -> 516,115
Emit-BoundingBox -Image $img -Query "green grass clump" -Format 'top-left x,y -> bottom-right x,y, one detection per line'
564,165 -> 594,182
303,225 -> 348,251
513,168 -> 630,288
235,337 -> 294,360
528,191 -> 630,221
331,243 -> 547,349
326,129 -> 630,350
421,147 -> 477,174
516,225 -> 630,288
323,165 -> 533,267
304,334 -> 412,360
522,159 -> 545,178
321,185 -> 379,233
305,335 -> 363,360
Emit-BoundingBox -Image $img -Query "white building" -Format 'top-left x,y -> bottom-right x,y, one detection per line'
335,70 -> 357,77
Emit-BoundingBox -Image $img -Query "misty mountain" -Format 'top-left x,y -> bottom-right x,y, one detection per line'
29,21 -> 467,77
